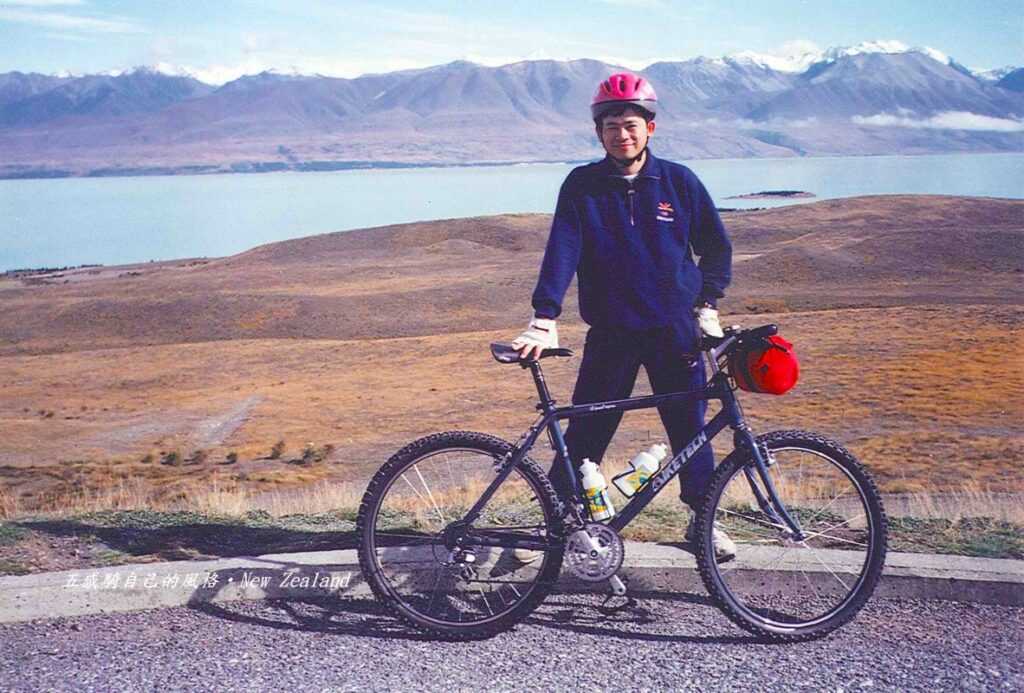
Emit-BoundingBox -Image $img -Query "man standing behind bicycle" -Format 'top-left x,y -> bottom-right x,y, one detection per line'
512,72 -> 736,560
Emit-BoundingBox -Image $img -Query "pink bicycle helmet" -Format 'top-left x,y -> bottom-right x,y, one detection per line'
591,72 -> 658,121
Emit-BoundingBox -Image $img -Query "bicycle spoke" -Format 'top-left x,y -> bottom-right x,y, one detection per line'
771,453 -> 789,496
803,544 -> 852,591
444,452 -> 458,493
800,513 -> 868,547
718,506 -> 788,532
476,584 -> 494,616
801,488 -> 852,526
803,531 -> 869,549
398,471 -> 442,527
373,532 -> 438,542
427,568 -> 444,617
798,561 -> 826,604
765,542 -> 797,573
719,526 -> 780,542
413,464 -> 447,524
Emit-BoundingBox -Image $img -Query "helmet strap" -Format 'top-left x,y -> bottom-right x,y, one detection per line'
609,146 -> 647,171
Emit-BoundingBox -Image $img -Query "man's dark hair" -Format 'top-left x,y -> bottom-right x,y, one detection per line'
594,104 -> 656,127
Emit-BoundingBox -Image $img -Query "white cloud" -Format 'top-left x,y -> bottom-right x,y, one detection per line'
682,116 -> 820,130
0,6 -> 143,33
853,111 -> 1024,132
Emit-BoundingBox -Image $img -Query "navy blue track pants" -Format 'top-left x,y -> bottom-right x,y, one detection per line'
549,323 -> 714,510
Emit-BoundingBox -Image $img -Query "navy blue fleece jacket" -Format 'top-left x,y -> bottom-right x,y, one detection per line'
531,152 -> 732,329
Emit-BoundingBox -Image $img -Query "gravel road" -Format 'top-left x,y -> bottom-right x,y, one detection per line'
2,593 -> 1021,692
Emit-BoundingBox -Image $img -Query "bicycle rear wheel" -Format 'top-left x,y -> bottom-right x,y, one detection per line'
695,430 -> 887,641
356,431 -> 564,639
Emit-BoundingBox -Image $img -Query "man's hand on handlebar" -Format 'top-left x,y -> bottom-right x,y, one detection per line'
696,304 -> 725,339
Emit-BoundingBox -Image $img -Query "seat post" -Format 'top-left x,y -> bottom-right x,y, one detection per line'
527,360 -> 556,412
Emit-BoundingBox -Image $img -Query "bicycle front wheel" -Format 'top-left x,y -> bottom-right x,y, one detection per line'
695,430 -> 887,642
356,431 -> 564,639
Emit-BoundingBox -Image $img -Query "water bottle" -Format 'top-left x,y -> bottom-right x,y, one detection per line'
613,443 -> 669,497
580,458 -> 615,520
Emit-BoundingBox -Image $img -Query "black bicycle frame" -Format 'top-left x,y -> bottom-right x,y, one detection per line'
458,355 -> 806,551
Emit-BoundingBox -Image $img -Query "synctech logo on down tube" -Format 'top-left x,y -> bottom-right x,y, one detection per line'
650,430 -> 707,492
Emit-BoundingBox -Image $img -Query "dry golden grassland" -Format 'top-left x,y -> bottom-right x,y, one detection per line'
0,196 -> 1021,519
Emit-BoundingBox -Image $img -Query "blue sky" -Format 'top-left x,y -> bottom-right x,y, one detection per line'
1,0 -> 1021,82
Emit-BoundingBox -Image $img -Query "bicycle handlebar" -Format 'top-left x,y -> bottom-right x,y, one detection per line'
491,324 -> 777,370
704,323 -> 778,363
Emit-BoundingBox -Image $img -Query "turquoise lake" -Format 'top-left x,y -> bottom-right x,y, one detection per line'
1,152 -> 1022,272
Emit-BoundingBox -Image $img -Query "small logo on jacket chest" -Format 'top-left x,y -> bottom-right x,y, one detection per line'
656,201 -> 675,223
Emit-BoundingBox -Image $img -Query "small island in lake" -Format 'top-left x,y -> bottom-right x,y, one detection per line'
725,190 -> 817,200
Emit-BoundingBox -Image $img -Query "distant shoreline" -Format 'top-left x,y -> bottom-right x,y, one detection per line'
0,159 -> 591,182
2,150 -> 1021,182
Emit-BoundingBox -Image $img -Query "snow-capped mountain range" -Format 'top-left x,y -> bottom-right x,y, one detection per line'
0,41 -> 1021,178
727,40 -> 954,74
49,41 -> 1007,85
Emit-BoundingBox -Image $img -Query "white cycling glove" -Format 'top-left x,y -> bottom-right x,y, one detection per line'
511,317 -> 559,360
696,305 -> 725,339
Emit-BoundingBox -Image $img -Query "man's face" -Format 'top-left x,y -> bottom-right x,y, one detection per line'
597,109 -> 656,162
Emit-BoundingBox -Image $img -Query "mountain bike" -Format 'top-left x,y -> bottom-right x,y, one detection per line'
356,324 -> 888,642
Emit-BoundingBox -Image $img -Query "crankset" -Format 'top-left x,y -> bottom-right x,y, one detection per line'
564,522 -> 625,583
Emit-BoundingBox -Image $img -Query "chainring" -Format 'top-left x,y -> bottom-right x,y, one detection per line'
564,522 -> 625,582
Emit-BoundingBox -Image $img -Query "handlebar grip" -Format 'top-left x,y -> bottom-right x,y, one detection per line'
747,324 -> 778,340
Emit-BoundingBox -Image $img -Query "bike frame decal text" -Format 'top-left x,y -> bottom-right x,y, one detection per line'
650,430 -> 707,493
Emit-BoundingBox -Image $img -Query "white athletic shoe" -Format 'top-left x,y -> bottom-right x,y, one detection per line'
512,548 -> 541,564
511,527 -> 544,564
685,516 -> 737,563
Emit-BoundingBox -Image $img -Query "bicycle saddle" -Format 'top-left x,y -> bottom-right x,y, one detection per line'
490,342 -> 574,364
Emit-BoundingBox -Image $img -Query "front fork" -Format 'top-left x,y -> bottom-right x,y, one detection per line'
712,348 -> 806,541
734,426 -> 806,541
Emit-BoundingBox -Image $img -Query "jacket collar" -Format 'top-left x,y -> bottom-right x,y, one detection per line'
599,149 -> 663,180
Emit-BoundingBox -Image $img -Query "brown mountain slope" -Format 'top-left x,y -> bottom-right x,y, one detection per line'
0,195 -> 1020,510
1,195 -> 1020,356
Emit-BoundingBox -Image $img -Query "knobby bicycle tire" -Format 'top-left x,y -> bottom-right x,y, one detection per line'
356,431 -> 565,640
694,430 -> 888,642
